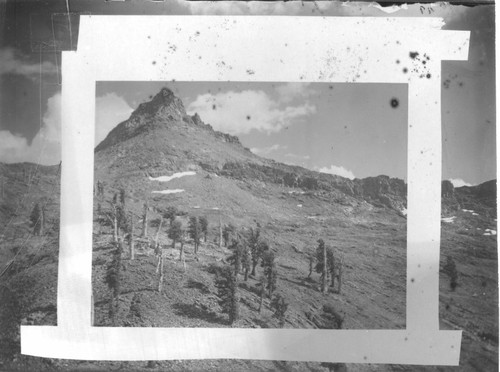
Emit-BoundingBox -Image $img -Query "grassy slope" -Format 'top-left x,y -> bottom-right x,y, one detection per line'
0,160 -> 497,371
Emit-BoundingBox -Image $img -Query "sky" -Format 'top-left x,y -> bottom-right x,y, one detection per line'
96,81 -> 408,181
0,0 -> 495,186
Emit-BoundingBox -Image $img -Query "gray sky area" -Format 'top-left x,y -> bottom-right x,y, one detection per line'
0,0 -> 495,186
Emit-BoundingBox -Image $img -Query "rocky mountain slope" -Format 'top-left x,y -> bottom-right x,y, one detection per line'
0,88 -> 497,372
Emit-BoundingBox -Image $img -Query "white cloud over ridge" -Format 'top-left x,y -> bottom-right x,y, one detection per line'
275,83 -> 316,103
449,178 -> 473,187
187,89 -> 316,135
318,165 -> 356,180
0,92 -> 132,165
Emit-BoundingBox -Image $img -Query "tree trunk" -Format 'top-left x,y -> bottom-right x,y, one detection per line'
258,290 -> 264,313
308,256 -> 313,278
322,244 -> 327,293
142,203 -> 148,238
179,240 -> 184,261
158,255 -> 164,293
171,239 -> 176,249
113,210 -> 118,243
251,262 -> 257,277
218,216 -> 222,249
39,207 -> 45,236
129,214 -> 135,260
244,268 -> 249,281
337,260 -> 343,294
154,217 -> 163,248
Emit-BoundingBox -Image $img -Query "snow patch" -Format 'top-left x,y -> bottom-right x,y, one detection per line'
148,171 -> 196,182
151,189 -> 184,194
485,229 -> 497,236
297,204 -> 303,208
472,213 -> 479,216
441,216 -> 456,223
401,208 -> 407,216
462,209 -> 475,213
211,207 -> 220,210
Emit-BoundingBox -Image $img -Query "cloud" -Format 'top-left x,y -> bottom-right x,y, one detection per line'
251,144 -> 287,155
187,90 -> 316,135
0,93 -> 61,165
275,83 -> 316,103
449,178 -> 473,187
0,131 -> 30,163
0,48 -> 58,77
0,92 -> 132,165
95,93 -> 134,145
318,165 -> 356,180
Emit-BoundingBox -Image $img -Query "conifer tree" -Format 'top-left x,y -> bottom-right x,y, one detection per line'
241,243 -> 251,281
315,239 -> 328,293
222,224 -> 236,247
271,294 -> 289,328
30,203 -> 44,236
227,239 -> 242,276
141,202 -> 149,238
105,238 -> 123,325
261,251 -> 277,298
327,248 -> 335,288
248,226 -> 269,276
443,256 -> 458,291
199,216 -> 209,243
128,212 -> 135,260
307,252 -> 315,279
163,206 -> 178,226
215,265 -> 239,325
258,275 -> 266,313
168,219 -> 183,249
188,216 -> 201,256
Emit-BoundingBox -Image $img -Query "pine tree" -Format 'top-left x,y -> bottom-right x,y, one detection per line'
261,251 -> 277,298
215,265 -> 239,325
105,238 -> 123,325
271,294 -> 289,328
168,219 -> 183,249
163,206 -> 178,226
119,188 -> 126,206
241,243 -> 251,281
222,224 -> 236,247
227,239 -> 242,276
128,212 -> 135,260
199,216 -> 209,243
327,249 -> 335,288
188,216 -> 201,256
315,239 -> 328,294
307,253 -> 314,279
443,256 -> 458,291
30,203 -> 44,236
337,255 -> 344,294
141,202 -> 149,238
258,275 -> 266,313
248,226 -> 268,276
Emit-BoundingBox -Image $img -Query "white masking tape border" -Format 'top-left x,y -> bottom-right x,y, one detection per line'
21,15 -> 469,365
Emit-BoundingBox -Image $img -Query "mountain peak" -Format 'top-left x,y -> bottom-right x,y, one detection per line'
132,87 -> 186,120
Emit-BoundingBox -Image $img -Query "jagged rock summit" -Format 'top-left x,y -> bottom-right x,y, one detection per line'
92,86 -> 496,216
